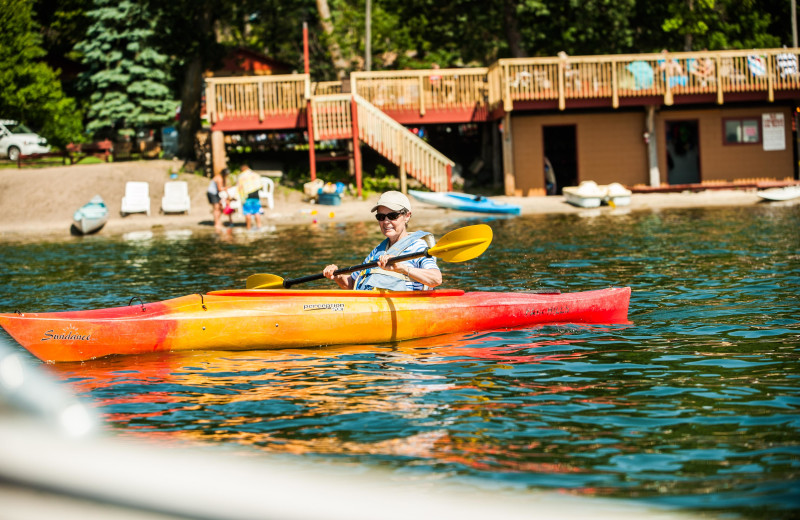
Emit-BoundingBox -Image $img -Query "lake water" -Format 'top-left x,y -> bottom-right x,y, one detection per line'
1,203 -> 799,519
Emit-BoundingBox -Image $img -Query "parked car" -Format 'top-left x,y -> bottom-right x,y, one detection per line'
0,120 -> 51,161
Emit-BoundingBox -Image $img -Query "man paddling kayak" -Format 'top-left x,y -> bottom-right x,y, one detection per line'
323,191 -> 443,290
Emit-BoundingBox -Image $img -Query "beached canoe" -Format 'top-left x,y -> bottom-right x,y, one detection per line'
0,287 -> 630,363
409,190 -> 521,215
72,195 -> 108,235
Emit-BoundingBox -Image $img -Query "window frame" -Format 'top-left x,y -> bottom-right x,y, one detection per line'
722,117 -> 762,146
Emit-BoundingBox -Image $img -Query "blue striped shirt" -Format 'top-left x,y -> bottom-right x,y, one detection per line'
352,236 -> 439,290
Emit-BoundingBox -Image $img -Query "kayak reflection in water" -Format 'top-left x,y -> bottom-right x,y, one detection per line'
323,191 -> 443,290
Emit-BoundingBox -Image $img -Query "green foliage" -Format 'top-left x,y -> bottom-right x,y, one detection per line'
18,0 -> 794,155
0,0 -> 83,147
76,0 -> 177,136
362,174 -> 399,194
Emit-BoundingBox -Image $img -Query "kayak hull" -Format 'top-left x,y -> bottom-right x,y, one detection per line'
409,190 -> 521,214
0,287 -> 631,363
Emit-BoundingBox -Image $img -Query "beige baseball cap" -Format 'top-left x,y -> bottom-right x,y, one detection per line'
371,191 -> 412,212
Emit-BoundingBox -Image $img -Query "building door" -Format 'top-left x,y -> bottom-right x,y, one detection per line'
665,120 -> 700,185
543,125 -> 577,195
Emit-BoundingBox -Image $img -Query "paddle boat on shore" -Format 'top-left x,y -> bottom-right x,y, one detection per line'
604,182 -> 632,206
0,226 -> 631,363
757,185 -> 800,202
409,190 -> 521,215
563,181 -> 605,208
71,195 -> 108,235
562,181 -> 632,208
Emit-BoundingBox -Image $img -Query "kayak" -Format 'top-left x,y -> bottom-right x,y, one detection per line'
0,287 -> 630,363
409,190 -> 521,215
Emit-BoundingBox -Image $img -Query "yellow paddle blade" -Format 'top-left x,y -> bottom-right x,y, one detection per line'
245,273 -> 285,289
428,224 -> 493,263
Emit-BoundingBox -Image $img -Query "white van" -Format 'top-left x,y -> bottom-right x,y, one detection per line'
0,120 -> 51,161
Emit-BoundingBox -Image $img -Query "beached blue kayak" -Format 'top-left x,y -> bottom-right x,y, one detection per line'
409,190 -> 521,215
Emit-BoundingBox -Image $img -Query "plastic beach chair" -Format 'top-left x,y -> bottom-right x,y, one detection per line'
121,181 -> 151,216
161,181 -> 191,214
259,176 -> 275,209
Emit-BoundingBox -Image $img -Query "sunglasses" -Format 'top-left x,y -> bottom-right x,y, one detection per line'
375,211 -> 406,222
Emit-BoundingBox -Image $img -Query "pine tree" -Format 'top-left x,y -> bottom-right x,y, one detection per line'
76,0 -> 177,136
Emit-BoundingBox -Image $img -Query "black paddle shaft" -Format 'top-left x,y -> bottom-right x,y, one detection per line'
282,249 -> 431,288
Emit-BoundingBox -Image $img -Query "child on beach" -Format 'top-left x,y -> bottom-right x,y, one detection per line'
237,165 -> 263,231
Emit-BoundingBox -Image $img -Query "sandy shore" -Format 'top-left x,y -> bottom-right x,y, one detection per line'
0,160 -> 780,240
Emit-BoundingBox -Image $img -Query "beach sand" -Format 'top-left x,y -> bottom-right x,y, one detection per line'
0,159 -> 774,240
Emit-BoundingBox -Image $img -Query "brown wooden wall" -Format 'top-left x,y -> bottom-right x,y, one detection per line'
511,105 -> 795,195
511,112 -> 649,195
655,106 -> 794,184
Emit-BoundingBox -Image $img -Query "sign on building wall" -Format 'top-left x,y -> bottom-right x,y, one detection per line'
762,113 -> 786,151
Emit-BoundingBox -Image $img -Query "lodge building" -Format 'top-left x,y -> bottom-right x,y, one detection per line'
203,48 -> 800,196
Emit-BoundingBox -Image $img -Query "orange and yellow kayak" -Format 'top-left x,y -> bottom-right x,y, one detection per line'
0,287 -> 631,363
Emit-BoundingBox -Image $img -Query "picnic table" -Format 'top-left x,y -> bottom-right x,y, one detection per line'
66,140 -> 113,163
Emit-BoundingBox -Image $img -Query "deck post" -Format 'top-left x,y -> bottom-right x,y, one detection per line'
767,54 -> 775,103
502,62 -> 513,113
446,164 -> 452,192
351,96 -> 363,197
646,105 -> 660,187
398,144 -> 407,193
303,23 -> 316,181
557,60 -> 565,111
418,75 -> 426,117
501,112 -> 516,196
492,121 -> 502,189
307,100 -> 317,181
211,130 -> 226,175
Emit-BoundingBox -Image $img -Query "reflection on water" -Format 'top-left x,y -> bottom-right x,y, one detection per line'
2,203 -> 800,518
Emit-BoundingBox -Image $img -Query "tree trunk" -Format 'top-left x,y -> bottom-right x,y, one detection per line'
178,54 -> 203,161
316,0 -> 349,79
684,0 -> 694,51
503,0 -> 526,57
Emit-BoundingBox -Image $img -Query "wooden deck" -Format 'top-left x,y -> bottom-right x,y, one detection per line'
202,48 -> 800,193
205,48 -> 800,130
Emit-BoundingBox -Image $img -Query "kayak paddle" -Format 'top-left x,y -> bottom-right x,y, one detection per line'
245,224 -> 493,289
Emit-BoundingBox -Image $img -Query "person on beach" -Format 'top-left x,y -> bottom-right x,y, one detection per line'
207,168 -> 230,231
323,191 -> 442,291
237,165 -> 263,231
544,156 -> 557,195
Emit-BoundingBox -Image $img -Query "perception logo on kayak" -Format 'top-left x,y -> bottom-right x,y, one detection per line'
303,303 -> 345,312
41,325 -> 92,342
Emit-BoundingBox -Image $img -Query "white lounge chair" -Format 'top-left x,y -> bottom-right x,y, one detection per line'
121,181 -> 151,216
161,181 -> 191,214
259,176 -> 275,209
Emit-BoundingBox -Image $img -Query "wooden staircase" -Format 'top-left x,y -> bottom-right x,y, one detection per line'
311,93 -> 453,192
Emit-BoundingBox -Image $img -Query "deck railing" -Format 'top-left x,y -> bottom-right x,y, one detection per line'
206,48 -> 800,125
489,48 -> 800,110
310,94 -> 453,191
204,74 -> 309,124
310,94 -> 352,140
350,68 -> 489,116
311,81 -> 343,96
203,48 -> 799,191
